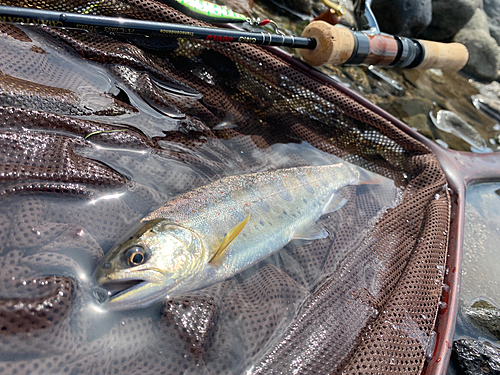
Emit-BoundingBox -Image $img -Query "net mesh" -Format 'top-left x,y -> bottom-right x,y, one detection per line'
0,0 -> 449,373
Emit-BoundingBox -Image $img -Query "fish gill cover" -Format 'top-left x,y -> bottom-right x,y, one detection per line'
0,0 -> 449,374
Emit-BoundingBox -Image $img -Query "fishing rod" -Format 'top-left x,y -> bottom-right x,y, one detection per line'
0,5 -> 316,49
0,5 -> 469,71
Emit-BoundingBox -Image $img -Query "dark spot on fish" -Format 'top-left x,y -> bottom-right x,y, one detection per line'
259,221 -> 265,226
283,210 -> 287,215
268,222 -> 273,226
103,262 -> 112,269
129,236 -> 134,240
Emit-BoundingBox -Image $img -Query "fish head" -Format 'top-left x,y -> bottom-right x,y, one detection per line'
93,218 -> 206,310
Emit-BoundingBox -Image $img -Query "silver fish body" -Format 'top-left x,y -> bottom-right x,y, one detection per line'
94,163 -> 362,310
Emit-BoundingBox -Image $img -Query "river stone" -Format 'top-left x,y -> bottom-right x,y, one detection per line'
403,113 -> 434,140
420,0 -> 482,41
390,96 -> 434,118
268,0 -> 311,15
464,300 -> 500,340
343,66 -> 371,93
453,8 -> 500,81
452,339 -> 500,375
371,0 -> 432,37
484,0 -> 500,45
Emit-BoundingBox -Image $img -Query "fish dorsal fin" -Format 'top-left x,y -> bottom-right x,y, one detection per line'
292,222 -> 329,241
323,194 -> 347,215
210,214 -> 251,266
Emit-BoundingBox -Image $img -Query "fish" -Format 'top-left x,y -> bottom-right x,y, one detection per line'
93,163 -> 381,311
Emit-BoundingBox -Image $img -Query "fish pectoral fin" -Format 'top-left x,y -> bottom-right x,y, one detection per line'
292,222 -> 329,241
210,214 -> 251,266
323,194 -> 347,215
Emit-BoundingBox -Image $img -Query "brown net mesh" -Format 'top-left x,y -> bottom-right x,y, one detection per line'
0,0 -> 449,374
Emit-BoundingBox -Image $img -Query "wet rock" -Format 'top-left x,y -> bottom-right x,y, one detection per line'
484,0 -> 500,45
417,0 -> 500,81
267,0 -> 312,15
472,94 -> 500,122
367,66 -> 406,96
371,0 -> 432,37
452,339 -> 500,375
435,130 -> 473,151
420,0 -> 482,41
312,1 -> 328,15
426,69 -> 446,84
343,66 -> 371,93
338,10 -> 357,29
453,8 -> 500,81
465,300 -> 500,340
429,110 -> 491,152
403,113 -> 434,140
388,96 -> 434,118
472,80 -> 500,98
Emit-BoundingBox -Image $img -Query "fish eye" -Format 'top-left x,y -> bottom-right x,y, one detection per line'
126,246 -> 147,266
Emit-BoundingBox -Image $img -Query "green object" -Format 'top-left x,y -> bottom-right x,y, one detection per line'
79,0 -> 248,23
173,0 -> 248,23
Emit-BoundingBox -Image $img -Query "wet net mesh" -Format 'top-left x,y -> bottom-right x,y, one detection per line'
0,1 -> 449,374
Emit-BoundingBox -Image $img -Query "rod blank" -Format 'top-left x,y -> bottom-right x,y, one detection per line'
0,5 -> 317,49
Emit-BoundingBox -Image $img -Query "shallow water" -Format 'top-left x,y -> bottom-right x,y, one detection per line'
447,183 -> 500,374
247,0 -> 500,154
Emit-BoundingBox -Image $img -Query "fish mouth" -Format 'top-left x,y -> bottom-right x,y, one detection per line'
93,269 -> 169,310
95,279 -> 147,303
102,279 -> 145,296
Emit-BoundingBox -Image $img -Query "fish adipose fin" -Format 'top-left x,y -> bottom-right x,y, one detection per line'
210,214 -> 251,266
323,195 -> 347,215
292,222 -> 329,241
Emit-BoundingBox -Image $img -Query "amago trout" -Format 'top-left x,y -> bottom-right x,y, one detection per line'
93,163 -> 382,310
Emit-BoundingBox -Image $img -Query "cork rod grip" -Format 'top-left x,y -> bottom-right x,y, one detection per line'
416,40 -> 469,71
300,21 -> 469,72
301,21 -> 355,66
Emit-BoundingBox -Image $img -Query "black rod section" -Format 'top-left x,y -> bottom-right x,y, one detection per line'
0,6 -> 317,49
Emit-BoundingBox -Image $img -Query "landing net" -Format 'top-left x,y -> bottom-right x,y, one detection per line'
0,1 -> 449,373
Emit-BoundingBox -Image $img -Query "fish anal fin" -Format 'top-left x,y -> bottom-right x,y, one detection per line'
292,222 -> 329,241
210,214 -> 251,266
323,194 -> 347,215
